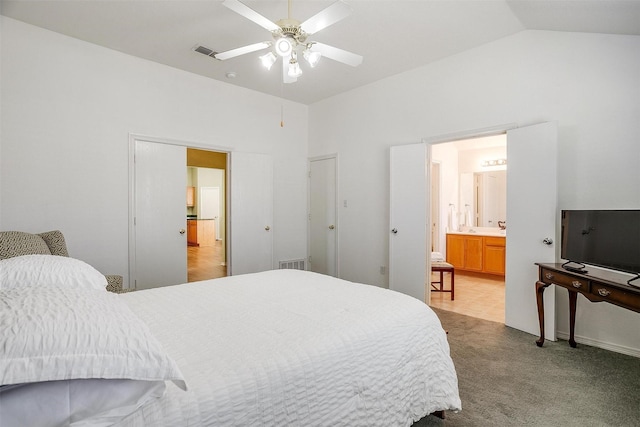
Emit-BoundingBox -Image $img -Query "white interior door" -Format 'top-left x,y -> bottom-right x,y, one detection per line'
200,187 -> 220,220
132,140 -> 187,289
309,157 -> 337,276
230,151 -> 273,275
389,143 -> 429,302
506,122 -> 558,338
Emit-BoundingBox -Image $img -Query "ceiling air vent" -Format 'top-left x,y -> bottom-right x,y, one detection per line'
193,45 -> 218,59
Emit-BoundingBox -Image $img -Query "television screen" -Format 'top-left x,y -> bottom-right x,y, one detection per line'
561,210 -> 640,274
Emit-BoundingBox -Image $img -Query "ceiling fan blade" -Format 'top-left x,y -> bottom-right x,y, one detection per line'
300,0 -> 352,35
311,42 -> 363,67
282,55 -> 297,84
213,42 -> 271,60
222,0 -> 280,32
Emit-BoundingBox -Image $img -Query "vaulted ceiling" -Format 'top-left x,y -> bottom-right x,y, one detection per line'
3,1 -> 639,104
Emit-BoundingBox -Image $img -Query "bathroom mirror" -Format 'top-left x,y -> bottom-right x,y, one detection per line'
459,170 -> 506,228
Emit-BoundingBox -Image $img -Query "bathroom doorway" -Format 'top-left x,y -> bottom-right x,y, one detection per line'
429,134 -> 506,323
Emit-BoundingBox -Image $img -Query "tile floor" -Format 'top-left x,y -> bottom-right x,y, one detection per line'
428,270 -> 505,323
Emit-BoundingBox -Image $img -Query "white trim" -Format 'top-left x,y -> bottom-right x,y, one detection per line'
422,123 -> 517,145
556,331 -> 640,358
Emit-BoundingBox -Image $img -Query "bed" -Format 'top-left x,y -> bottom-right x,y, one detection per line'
0,236 -> 461,426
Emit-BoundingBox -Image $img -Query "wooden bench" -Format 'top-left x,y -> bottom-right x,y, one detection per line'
431,261 -> 455,300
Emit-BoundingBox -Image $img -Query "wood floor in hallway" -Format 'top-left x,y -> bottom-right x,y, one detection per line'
428,271 -> 505,323
187,240 -> 227,282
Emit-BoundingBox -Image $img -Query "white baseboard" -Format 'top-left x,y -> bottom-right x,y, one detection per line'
556,331 -> 640,358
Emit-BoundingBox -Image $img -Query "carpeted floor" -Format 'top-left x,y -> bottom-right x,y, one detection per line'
413,308 -> 640,427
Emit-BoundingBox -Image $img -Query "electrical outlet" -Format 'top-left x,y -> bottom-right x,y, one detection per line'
380,266 -> 386,275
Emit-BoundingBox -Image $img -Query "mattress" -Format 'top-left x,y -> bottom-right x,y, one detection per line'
116,269 -> 460,426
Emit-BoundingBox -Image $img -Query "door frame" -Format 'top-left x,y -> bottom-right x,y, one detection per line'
128,133 -> 231,288
431,161 -> 441,253
307,153 -> 339,276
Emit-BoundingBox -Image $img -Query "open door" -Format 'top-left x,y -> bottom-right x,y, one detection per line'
506,122 -> 558,338
309,156 -> 338,276
389,143 -> 429,302
131,139 -> 187,289
229,151 -> 274,275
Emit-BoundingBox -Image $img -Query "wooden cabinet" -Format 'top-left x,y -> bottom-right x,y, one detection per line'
196,220 -> 216,247
446,235 -> 466,269
186,186 -> 195,207
446,234 -> 505,276
446,234 -> 483,272
484,236 -> 506,275
187,219 -> 198,246
187,219 -> 216,247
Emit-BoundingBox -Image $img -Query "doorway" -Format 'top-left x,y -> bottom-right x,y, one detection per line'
390,122 -> 557,337
429,134 -> 507,323
308,155 -> 338,277
186,147 -> 228,281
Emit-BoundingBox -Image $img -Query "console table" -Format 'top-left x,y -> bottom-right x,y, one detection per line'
535,263 -> 640,348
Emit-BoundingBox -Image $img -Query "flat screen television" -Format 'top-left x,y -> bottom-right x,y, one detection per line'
560,210 -> 640,282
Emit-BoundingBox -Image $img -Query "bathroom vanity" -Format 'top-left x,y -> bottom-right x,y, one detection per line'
446,229 -> 506,276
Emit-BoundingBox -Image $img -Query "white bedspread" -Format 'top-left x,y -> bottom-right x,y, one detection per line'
117,269 -> 461,426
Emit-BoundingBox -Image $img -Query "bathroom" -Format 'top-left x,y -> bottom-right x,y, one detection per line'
430,134 -> 507,323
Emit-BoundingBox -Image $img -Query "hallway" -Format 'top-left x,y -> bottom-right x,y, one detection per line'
187,240 -> 227,282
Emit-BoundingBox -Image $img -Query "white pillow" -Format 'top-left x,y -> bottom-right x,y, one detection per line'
0,378 -> 166,427
0,286 -> 187,391
0,254 -> 108,291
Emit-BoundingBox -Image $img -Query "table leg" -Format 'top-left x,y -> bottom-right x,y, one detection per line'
451,269 -> 455,301
568,290 -> 577,348
536,280 -> 550,347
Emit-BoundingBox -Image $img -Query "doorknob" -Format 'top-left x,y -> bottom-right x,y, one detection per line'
329,225 -> 335,230
265,226 -> 271,231
179,229 -> 186,235
542,237 -> 553,245
391,228 -> 398,234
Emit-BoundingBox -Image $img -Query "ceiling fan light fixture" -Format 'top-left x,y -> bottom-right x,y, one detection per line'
274,37 -> 293,57
259,51 -> 277,70
303,48 -> 321,68
288,55 -> 302,78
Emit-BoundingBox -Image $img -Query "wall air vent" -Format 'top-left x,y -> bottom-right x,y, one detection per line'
193,45 -> 218,59
279,259 -> 306,271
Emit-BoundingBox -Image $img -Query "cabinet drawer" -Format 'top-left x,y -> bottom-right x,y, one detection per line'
590,284 -> 640,309
540,268 -> 589,291
485,236 -> 505,247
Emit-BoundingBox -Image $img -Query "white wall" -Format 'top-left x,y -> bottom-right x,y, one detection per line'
0,17 -> 309,282
309,30 -> 640,354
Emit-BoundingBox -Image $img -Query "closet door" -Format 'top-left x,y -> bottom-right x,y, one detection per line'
132,139 -> 187,289
309,156 -> 337,276
229,151 -> 273,275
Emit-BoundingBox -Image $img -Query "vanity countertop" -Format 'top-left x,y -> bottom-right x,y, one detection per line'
447,228 -> 506,237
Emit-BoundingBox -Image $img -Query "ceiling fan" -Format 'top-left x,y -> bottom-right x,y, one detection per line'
212,0 -> 363,83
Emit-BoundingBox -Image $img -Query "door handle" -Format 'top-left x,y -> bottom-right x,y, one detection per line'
265,226 -> 271,231
542,238 -> 553,245
329,225 -> 335,230
391,228 -> 398,234
179,229 -> 186,235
